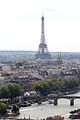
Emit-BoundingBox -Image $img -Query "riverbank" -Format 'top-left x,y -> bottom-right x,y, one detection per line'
17,91 -> 80,120
0,115 -> 65,120
64,89 -> 80,95
0,118 -> 35,120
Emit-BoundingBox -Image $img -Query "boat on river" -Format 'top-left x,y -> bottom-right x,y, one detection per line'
18,101 -> 31,107
48,100 -> 54,104
46,115 -> 64,120
69,109 -> 80,119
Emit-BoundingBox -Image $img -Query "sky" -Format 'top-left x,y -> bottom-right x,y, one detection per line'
0,0 -> 80,52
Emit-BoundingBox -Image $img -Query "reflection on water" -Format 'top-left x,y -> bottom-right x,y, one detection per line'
18,92 -> 80,119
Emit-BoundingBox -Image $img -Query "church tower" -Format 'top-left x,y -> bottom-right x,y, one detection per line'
56,52 -> 63,65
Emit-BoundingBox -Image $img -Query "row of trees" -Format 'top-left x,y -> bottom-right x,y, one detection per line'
0,83 -> 20,99
33,77 -> 80,96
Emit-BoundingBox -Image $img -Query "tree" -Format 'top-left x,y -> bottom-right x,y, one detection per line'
0,83 -> 20,100
7,83 -> 20,99
0,99 -> 8,107
15,62 -> 23,68
65,77 -> 80,90
11,105 -> 19,114
0,102 -> 7,116
0,86 -> 9,99
33,79 -> 52,96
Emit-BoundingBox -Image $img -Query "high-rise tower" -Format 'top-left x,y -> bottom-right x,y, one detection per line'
35,15 -> 52,59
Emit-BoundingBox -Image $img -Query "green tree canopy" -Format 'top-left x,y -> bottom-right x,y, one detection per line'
0,86 -> 9,98
0,102 -> 7,116
33,77 -> 80,96
7,83 -> 20,99
11,105 -> 19,114
0,83 -> 20,99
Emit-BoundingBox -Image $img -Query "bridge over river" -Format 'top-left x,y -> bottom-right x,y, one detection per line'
46,95 -> 80,106
25,94 -> 80,106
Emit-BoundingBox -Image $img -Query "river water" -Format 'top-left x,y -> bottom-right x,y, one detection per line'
18,92 -> 80,120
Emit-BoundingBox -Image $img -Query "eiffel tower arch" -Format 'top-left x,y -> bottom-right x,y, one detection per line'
35,15 -> 52,59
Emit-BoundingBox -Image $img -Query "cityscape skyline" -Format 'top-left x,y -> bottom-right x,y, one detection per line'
0,0 -> 80,52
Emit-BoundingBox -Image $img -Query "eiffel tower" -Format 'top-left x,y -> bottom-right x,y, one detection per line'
35,15 -> 52,59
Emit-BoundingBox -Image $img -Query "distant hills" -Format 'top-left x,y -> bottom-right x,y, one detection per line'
0,51 -> 36,57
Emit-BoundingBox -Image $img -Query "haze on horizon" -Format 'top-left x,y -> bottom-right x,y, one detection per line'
0,0 -> 80,52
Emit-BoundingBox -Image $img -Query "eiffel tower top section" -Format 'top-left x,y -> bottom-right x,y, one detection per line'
35,15 -> 52,59
41,15 -> 45,43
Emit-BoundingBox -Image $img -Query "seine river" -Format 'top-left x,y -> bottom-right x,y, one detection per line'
18,92 -> 80,120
